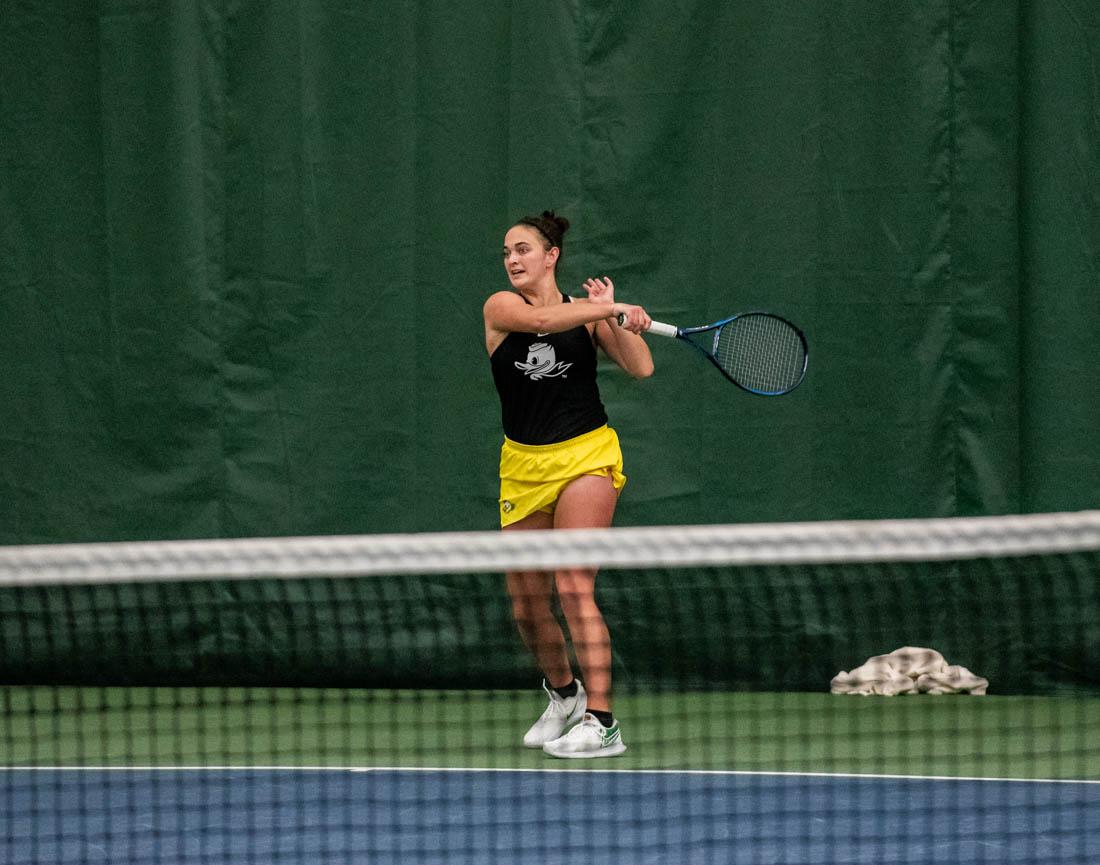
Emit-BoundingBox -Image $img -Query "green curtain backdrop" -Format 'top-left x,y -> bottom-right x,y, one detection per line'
1,1 -> 1097,544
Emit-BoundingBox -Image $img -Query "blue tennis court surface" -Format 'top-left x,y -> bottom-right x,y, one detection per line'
3,769 -> 1097,864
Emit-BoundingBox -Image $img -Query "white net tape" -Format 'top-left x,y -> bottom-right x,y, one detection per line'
2,510 -> 1100,587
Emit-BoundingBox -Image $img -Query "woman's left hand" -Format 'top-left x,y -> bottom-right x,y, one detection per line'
583,277 -> 615,304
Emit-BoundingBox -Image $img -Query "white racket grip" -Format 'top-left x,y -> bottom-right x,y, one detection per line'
645,320 -> 679,338
616,314 -> 679,338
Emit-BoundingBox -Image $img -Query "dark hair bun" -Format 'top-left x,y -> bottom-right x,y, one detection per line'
542,210 -> 570,235
515,210 -> 569,253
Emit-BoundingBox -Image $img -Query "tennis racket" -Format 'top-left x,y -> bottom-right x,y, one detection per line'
620,311 -> 809,395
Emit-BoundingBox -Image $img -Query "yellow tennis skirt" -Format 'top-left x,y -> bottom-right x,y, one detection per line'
498,424 -> 627,527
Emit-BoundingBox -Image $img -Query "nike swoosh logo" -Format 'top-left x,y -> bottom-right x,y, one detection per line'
536,332 -> 550,337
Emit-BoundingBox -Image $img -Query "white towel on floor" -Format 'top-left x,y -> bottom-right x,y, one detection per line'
830,646 -> 988,696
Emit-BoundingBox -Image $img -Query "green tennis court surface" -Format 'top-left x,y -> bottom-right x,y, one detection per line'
5,688 -> 1098,779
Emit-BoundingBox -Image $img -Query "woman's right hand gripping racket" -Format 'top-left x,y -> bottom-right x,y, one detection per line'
620,310 -> 809,395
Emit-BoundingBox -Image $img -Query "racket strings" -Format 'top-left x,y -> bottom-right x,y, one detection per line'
715,314 -> 806,394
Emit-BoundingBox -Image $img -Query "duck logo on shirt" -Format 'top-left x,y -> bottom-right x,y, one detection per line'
515,342 -> 571,381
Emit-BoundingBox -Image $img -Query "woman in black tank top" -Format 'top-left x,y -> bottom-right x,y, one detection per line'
483,210 -> 655,758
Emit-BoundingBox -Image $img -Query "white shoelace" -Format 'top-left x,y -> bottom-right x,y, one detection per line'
539,696 -> 570,720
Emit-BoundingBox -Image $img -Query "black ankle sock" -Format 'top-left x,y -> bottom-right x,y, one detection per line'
552,679 -> 578,700
588,709 -> 614,728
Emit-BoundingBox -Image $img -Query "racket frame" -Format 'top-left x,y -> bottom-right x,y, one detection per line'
652,311 -> 809,396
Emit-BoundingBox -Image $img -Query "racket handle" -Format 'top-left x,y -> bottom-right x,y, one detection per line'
646,320 -> 679,338
618,313 -> 678,338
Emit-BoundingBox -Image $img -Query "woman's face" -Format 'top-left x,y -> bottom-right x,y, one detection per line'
502,225 -> 556,289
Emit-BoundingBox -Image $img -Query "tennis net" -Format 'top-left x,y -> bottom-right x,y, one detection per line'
2,512 -> 1099,864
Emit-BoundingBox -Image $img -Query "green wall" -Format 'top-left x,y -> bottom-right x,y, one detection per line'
2,1 -> 1098,544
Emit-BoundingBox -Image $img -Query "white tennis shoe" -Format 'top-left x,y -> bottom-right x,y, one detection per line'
522,679 -> 587,748
542,712 -> 626,759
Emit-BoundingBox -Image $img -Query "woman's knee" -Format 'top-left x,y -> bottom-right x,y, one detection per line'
507,571 -> 553,619
555,568 -> 598,617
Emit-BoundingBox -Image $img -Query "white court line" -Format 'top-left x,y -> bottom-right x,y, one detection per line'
2,765 -> 1098,785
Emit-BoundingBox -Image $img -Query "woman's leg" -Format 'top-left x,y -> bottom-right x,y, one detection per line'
503,509 -> 573,687
552,474 -> 619,712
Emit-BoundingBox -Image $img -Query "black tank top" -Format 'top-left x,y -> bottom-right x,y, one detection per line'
489,294 -> 609,445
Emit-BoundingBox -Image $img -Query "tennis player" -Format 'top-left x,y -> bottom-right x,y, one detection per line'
483,210 -> 653,759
